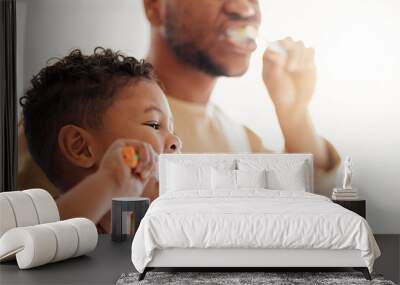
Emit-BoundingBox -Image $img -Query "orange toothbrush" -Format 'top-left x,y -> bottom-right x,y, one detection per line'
122,146 -> 139,168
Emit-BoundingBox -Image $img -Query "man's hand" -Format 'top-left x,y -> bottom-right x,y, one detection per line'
99,139 -> 158,197
261,37 -> 332,171
262,37 -> 316,114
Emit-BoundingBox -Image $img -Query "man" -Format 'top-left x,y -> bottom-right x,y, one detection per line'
18,0 -> 339,197
141,0 -> 339,196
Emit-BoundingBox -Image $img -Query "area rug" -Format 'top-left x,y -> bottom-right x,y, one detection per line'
116,271 -> 396,285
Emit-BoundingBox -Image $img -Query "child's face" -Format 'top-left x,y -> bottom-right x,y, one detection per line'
91,80 -> 181,160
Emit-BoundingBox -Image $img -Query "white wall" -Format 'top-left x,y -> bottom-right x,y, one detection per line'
17,0 -> 149,108
17,0 -> 400,234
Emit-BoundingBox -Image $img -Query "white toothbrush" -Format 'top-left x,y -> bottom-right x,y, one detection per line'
226,25 -> 288,56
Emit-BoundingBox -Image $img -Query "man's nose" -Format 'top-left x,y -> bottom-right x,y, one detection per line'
165,134 -> 182,154
223,0 -> 258,20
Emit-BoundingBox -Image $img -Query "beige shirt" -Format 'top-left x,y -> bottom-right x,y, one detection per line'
167,96 -> 340,197
17,97 -> 340,198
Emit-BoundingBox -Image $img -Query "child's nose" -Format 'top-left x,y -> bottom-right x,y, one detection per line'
165,134 -> 182,153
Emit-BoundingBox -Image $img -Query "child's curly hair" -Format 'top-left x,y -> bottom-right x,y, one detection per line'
20,47 -> 156,187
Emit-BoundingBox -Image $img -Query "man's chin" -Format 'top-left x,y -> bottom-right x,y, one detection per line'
215,56 -> 252,77
222,65 -> 250,77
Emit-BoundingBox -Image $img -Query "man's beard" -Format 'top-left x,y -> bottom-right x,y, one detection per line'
164,14 -> 227,77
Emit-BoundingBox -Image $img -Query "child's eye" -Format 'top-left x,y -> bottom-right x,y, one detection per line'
143,122 -> 161,130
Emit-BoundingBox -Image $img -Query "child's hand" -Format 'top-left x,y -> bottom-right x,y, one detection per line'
98,139 -> 158,197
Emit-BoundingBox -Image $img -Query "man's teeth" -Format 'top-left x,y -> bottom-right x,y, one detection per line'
226,26 -> 258,44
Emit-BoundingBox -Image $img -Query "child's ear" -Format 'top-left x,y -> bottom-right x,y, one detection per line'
143,0 -> 164,26
58,125 -> 96,169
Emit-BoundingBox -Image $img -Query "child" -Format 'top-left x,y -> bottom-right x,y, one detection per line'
20,47 -> 181,232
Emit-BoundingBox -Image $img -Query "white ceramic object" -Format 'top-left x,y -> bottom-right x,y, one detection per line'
0,225 -> 57,268
65,218 -> 98,257
0,218 -> 97,269
0,196 -> 17,237
0,189 -> 97,269
42,221 -> 79,262
24,189 -> 60,223
342,156 -> 353,190
1,192 -> 39,227
0,189 -> 60,237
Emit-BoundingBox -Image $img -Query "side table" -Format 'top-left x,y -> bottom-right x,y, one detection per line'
332,199 -> 366,219
112,197 -> 149,242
